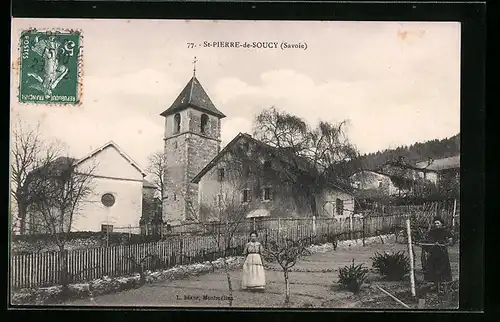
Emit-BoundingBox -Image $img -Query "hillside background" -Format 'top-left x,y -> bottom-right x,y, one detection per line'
360,133 -> 460,170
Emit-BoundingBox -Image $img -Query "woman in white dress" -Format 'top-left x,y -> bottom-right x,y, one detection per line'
241,231 -> 266,291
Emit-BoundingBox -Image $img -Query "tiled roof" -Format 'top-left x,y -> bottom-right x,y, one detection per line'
416,156 -> 460,171
40,156 -> 78,175
160,76 -> 226,118
351,169 -> 417,184
74,141 -> 146,177
29,142 -> 146,179
246,209 -> 271,218
191,132 -> 354,194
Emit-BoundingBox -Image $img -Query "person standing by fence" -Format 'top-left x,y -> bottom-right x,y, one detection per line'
423,216 -> 453,293
241,231 -> 266,292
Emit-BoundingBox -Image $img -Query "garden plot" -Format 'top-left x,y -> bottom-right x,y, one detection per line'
55,237 -> 458,309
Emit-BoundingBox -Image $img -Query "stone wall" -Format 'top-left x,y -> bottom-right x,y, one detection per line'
163,135 -> 189,225
162,108 -> 222,226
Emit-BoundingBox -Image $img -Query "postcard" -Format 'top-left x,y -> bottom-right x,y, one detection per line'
10,18 -> 461,309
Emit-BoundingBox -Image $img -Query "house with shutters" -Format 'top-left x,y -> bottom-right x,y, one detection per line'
159,70 -> 355,225
190,133 -> 356,222
416,155 -> 460,186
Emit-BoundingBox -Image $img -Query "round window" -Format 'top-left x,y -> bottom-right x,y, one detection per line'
101,193 -> 115,207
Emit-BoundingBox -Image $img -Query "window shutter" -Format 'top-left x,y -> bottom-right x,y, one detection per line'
240,190 -> 244,203
269,187 -> 274,200
248,189 -> 252,202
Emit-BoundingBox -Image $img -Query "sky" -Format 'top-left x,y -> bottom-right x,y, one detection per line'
10,19 -> 460,172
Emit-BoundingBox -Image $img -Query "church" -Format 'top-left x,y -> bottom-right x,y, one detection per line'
159,65 -> 355,226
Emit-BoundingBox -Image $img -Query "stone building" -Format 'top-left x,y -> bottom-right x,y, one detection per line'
160,74 -> 226,226
160,73 -> 355,225
416,155 -> 459,186
191,133 -> 355,222
350,170 -> 408,196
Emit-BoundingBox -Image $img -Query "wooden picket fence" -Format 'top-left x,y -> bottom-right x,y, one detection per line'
10,214 -> 405,290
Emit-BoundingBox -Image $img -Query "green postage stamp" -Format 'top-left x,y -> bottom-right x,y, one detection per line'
18,29 -> 82,104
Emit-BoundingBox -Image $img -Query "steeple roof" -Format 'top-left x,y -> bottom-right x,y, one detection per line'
160,76 -> 226,118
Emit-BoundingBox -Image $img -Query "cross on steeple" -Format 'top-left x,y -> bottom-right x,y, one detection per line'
192,56 -> 197,77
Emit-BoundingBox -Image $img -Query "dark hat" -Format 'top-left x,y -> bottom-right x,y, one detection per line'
433,216 -> 444,224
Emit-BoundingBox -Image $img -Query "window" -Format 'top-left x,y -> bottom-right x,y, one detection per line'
173,193 -> 177,201
255,217 -> 265,230
242,189 -> 251,203
101,193 -> 115,207
242,141 -> 250,152
217,168 -> 225,181
101,224 -> 113,233
263,160 -> 272,169
262,187 -> 272,201
174,141 -> 178,149
243,164 -> 251,178
174,113 -> 181,133
217,194 -> 223,207
336,198 -> 344,216
378,180 -> 383,188
200,114 -> 209,133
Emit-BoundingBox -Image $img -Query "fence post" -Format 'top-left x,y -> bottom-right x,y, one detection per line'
179,238 -> 184,265
312,216 -> 316,235
362,215 -> 366,246
349,214 -> 353,240
452,199 -> 457,229
406,216 -> 416,297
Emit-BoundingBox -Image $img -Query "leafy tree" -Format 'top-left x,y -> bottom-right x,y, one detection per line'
252,107 -> 361,217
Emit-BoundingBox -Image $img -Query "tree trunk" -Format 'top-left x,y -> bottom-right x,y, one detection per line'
223,258 -> 234,307
17,201 -> 27,235
59,247 -> 70,301
284,269 -> 290,305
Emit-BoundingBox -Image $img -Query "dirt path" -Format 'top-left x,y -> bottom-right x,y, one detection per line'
61,242 -> 459,308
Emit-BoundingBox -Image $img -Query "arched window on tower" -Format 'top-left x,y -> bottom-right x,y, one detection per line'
174,113 -> 181,134
200,114 -> 209,134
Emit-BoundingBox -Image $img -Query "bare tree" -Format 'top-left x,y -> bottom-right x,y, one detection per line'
252,107 -> 362,216
10,120 -> 63,235
186,157 -> 251,307
146,151 -> 165,199
262,236 -> 311,306
27,156 -> 96,291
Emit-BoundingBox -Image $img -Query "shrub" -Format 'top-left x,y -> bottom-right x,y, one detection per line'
371,251 -> 410,280
337,259 -> 368,294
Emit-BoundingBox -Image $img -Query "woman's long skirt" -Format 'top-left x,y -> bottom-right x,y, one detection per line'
424,245 -> 453,283
241,254 -> 266,290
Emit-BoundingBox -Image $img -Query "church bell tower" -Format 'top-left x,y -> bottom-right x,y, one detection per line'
160,58 -> 226,225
